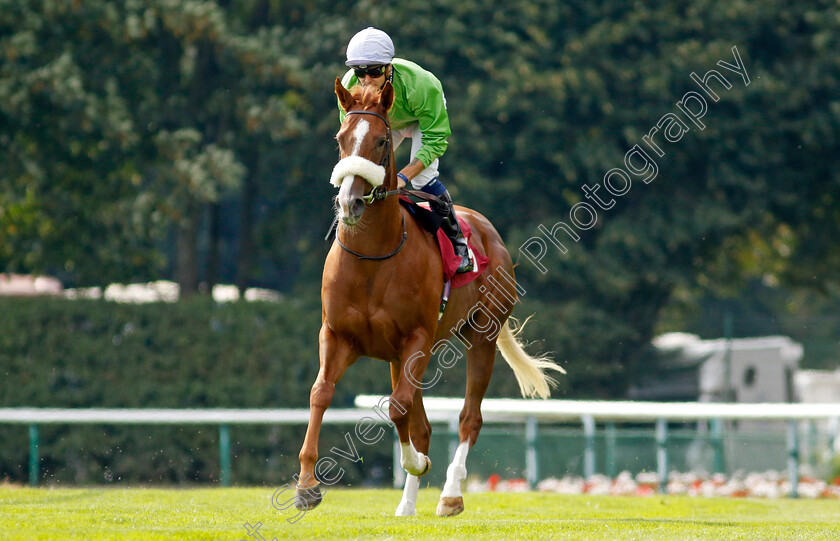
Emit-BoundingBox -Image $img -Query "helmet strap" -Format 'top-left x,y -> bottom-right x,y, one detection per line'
379,64 -> 394,90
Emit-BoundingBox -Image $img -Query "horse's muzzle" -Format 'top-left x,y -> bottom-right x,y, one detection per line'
340,196 -> 365,226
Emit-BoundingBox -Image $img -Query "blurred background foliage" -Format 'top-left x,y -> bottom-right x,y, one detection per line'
1,0 -> 840,483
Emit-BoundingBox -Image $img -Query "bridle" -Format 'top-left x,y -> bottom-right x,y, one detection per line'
344,110 -> 403,204
346,110 -> 391,168
336,109 -> 406,260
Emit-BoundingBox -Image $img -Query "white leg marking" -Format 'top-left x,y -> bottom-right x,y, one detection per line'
399,441 -> 428,476
441,441 -> 470,498
395,474 -> 420,516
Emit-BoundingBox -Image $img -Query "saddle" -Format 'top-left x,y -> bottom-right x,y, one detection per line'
398,197 -> 489,288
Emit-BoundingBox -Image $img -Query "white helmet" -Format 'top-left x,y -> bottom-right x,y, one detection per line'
345,27 -> 395,67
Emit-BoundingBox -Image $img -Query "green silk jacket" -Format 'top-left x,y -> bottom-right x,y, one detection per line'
339,58 -> 451,168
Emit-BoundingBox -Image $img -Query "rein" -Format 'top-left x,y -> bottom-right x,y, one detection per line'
362,184 -> 401,204
325,188 -> 445,243
362,185 -> 446,205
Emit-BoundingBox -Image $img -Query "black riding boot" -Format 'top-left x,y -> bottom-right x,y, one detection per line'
432,189 -> 474,274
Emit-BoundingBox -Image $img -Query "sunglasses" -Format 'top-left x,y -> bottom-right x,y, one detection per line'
353,65 -> 387,79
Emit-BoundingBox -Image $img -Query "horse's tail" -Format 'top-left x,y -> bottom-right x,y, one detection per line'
497,316 -> 566,399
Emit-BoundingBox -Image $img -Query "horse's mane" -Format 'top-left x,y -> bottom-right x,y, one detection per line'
350,85 -> 382,108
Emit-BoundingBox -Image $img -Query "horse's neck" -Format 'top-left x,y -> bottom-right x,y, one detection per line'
356,196 -> 401,232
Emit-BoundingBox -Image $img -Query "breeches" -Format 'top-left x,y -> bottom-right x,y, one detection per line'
392,123 -> 440,189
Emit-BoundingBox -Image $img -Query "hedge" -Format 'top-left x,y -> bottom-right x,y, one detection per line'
0,296 -> 530,486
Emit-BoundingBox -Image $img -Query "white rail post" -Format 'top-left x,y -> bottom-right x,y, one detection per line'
605,422 -> 617,478
582,415 -> 596,479
656,418 -> 668,494
525,415 -> 538,488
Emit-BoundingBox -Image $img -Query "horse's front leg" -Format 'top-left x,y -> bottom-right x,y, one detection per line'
296,325 -> 356,510
391,331 -> 434,516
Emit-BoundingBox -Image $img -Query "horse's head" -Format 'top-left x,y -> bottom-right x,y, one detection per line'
331,78 -> 395,226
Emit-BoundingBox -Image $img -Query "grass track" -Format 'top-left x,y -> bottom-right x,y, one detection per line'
1,486 -> 839,540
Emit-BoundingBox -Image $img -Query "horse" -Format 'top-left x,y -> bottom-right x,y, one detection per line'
295,78 -> 565,517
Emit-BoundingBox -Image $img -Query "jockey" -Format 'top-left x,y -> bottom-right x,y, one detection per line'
339,27 -> 473,274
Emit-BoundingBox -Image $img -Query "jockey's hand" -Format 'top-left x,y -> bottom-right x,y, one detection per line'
398,160 -> 426,189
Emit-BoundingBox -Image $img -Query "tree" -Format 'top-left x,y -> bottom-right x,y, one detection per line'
0,0 -> 307,293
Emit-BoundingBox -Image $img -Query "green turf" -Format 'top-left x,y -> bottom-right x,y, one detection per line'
1,486 -> 839,540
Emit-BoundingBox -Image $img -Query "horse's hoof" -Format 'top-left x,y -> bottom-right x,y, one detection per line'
294,484 -> 323,510
418,456 -> 432,477
436,496 -> 464,517
395,500 -> 417,516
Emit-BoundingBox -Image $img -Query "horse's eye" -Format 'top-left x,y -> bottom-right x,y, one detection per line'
377,138 -> 386,147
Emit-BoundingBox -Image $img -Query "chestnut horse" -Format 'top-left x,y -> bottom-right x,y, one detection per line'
295,78 -> 565,517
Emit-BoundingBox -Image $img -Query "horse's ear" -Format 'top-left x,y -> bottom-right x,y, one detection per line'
335,77 -> 355,112
379,80 -> 395,112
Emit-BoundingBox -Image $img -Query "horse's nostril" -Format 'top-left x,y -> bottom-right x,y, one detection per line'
351,198 -> 365,217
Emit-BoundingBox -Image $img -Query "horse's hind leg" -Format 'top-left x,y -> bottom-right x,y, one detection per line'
395,387 -> 433,516
437,332 -> 496,517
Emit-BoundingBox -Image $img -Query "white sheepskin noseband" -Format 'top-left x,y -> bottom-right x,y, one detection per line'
329,156 -> 386,188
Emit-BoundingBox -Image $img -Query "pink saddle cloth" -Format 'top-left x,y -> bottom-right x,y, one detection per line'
430,210 -> 490,289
